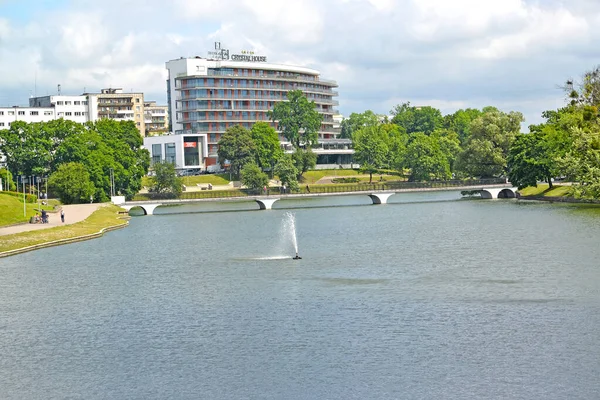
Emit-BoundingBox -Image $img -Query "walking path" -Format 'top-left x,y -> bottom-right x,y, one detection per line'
0,203 -> 103,236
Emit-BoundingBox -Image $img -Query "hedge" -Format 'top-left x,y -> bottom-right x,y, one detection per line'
0,191 -> 38,203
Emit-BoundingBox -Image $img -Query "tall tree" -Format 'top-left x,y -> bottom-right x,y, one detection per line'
292,148 -> 317,177
391,102 -> 443,135
404,133 -> 451,181
274,154 -> 299,192
340,110 -> 381,139
443,108 -> 483,144
269,90 -> 322,148
251,122 -> 283,172
217,125 -> 256,178
48,162 -> 96,204
507,132 -> 555,189
456,108 -> 524,178
353,125 -> 390,183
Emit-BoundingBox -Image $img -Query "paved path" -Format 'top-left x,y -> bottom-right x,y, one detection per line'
0,203 -> 103,236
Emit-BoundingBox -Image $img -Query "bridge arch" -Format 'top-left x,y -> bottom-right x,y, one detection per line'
121,204 -> 161,215
479,187 -> 518,199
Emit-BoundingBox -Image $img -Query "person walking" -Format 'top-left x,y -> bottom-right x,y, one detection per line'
60,209 -> 65,223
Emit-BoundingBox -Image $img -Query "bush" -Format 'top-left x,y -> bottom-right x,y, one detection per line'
49,162 -> 96,204
332,177 -> 361,184
1,191 -> 38,203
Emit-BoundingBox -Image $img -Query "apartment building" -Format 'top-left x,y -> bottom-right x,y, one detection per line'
29,95 -> 89,124
84,88 -> 145,135
0,106 -> 55,129
144,101 -> 169,135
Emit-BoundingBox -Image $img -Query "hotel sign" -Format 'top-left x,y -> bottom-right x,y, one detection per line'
208,42 -> 267,62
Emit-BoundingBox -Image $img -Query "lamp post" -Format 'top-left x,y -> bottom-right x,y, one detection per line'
22,175 -> 26,217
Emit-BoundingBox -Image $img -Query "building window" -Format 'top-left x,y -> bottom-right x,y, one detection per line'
165,143 -> 176,164
58,112 -> 64,116
8,111 -> 14,115
18,111 -> 25,116
65,112 -> 72,116
83,101 -> 88,105
65,101 -> 72,105
151,144 -> 162,164
44,111 -> 53,116
75,112 -> 83,116
184,138 -> 200,166
74,101 -> 81,105
30,111 -> 39,116
0,111 -> 3,115
136,98 -> 140,103
136,106 -> 140,111
0,122 -> 4,126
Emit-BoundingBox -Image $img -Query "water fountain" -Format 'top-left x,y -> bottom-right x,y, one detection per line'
282,212 -> 301,260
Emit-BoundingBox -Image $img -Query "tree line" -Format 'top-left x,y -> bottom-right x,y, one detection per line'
0,119 -> 150,203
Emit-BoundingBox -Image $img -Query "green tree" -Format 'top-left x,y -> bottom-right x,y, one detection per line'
269,90 -> 322,148
433,129 -> 462,174
340,110 -> 381,139
274,154 -> 299,192
507,132 -> 555,189
251,122 -> 283,172
353,125 -> 390,183
404,133 -> 451,181
0,168 -> 16,191
150,161 -> 182,198
560,127 -> 600,198
48,162 -> 96,204
456,108 -> 524,178
391,102 -> 443,135
443,108 -> 483,144
240,162 -> 269,192
292,148 -> 317,177
217,125 -> 256,178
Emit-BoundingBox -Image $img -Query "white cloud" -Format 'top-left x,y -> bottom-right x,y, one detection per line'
1,0 -> 600,126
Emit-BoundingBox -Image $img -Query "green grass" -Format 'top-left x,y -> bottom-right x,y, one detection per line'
0,194 -> 57,227
0,204 -> 127,253
142,173 -> 232,188
301,169 -> 362,183
519,184 -> 573,197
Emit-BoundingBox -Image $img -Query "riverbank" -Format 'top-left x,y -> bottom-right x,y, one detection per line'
518,183 -> 600,205
0,204 -> 129,258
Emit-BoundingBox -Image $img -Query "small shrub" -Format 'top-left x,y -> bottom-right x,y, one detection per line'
332,177 -> 361,184
1,191 -> 38,203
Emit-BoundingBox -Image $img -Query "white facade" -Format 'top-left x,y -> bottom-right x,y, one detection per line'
29,95 -> 89,124
143,134 -> 212,172
0,107 -> 56,128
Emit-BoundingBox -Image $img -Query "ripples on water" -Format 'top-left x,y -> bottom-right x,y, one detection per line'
1,192 -> 599,399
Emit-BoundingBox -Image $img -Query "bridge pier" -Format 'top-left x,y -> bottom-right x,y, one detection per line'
479,187 -> 518,199
368,193 -> 395,205
255,198 -> 280,210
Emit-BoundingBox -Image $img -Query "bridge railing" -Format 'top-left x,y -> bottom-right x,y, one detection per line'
132,178 -> 508,201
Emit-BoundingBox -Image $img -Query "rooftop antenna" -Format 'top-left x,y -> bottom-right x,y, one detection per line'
58,84 -> 61,95
34,70 -> 37,98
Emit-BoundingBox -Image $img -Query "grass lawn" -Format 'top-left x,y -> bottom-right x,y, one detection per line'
0,194 -> 58,227
519,184 -> 573,198
142,173 -> 231,188
0,204 -> 127,254
302,169 -> 362,184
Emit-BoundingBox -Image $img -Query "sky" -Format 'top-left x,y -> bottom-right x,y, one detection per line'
1,0 -> 599,128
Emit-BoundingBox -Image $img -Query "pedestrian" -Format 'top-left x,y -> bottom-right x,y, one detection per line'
306,185 -> 310,193
60,209 -> 65,223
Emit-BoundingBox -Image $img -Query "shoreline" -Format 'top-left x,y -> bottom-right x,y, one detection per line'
0,205 -> 130,259
518,195 -> 600,205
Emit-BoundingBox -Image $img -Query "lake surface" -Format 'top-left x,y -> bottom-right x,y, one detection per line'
1,191 -> 599,399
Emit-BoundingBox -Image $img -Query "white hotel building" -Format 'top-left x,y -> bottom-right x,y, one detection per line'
143,47 -> 353,172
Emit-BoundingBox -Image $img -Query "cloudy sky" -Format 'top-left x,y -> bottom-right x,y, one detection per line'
1,0 -> 599,127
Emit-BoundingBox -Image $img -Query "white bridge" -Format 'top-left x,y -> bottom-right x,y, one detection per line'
116,184 -> 518,216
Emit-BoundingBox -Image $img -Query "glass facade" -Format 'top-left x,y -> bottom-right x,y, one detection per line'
165,143 -> 176,164
151,144 -> 162,164
183,137 -> 200,166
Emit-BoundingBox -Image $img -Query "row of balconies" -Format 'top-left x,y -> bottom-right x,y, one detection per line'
177,82 -> 338,96
178,95 -> 338,106
178,74 -> 337,88
204,70 -> 337,85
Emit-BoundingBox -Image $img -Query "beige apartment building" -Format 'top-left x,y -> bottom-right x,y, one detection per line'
144,101 -> 169,135
84,88 -> 146,135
